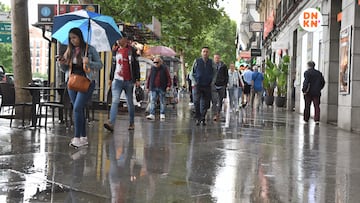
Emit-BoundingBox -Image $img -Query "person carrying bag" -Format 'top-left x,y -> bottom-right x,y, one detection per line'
58,27 -> 103,148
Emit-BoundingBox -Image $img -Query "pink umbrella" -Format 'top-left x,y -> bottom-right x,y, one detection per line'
145,45 -> 176,56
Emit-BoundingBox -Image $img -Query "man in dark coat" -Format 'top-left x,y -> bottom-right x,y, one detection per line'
302,61 -> 325,125
146,56 -> 171,121
189,47 -> 217,126
211,53 -> 228,121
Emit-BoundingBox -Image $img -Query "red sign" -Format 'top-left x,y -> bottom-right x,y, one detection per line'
263,10 -> 274,39
239,51 -> 251,59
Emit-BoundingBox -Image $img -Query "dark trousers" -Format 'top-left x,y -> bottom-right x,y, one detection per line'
193,86 -> 211,121
211,86 -> 226,115
304,94 -> 320,122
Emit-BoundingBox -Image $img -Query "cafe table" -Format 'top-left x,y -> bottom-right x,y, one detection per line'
21,86 -> 66,128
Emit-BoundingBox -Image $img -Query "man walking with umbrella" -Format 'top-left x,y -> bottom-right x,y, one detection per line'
104,33 -> 140,132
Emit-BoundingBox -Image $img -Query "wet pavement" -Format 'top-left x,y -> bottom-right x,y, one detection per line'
0,97 -> 360,203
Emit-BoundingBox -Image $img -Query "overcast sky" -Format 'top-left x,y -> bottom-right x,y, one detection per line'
0,0 -> 58,24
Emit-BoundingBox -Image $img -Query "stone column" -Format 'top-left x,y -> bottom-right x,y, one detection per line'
320,0 -> 341,124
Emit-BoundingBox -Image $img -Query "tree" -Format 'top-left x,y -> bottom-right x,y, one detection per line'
96,0 -> 223,86
12,0 -> 32,115
200,13 -> 237,66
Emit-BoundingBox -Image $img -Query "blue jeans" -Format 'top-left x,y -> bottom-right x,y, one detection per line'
68,80 -> 95,138
109,79 -> 134,125
149,88 -> 166,115
228,86 -> 239,109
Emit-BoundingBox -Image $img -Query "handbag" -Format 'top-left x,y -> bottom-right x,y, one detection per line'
67,63 -> 91,93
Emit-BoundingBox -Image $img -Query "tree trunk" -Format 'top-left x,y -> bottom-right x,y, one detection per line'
11,0 -> 32,117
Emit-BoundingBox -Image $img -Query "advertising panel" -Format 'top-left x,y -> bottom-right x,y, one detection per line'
339,26 -> 351,95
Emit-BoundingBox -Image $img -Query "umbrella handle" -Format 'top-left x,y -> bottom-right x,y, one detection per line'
83,43 -> 91,73
83,19 -> 91,73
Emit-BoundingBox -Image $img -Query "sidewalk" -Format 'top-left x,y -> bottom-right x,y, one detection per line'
0,100 -> 359,202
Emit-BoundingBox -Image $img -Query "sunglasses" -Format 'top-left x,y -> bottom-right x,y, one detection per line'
153,61 -> 159,64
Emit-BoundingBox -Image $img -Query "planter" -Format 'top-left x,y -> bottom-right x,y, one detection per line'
264,95 -> 274,106
275,96 -> 286,107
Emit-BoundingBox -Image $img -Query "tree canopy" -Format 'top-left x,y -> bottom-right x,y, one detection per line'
92,0 -> 236,68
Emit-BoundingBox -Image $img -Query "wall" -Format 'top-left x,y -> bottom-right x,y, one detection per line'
338,0 -> 360,131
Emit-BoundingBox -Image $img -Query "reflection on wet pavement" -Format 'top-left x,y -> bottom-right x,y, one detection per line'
1,99 -> 360,202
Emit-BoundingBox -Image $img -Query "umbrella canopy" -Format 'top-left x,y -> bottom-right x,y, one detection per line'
52,9 -> 121,52
145,45 -> 176,57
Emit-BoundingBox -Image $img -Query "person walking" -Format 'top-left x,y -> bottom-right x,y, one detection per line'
146,56 -> 172,121
228,63 -> 242,112
251,66 -> 264,110
211,53 -> 228,121
58,27 -> 103,148
104,33 -> 140,132
242,64 -> 253,107
189,47 -> 217,126
302,61 -> 325,125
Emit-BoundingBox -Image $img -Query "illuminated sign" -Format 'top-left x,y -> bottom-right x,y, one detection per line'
299,8 -> 322,32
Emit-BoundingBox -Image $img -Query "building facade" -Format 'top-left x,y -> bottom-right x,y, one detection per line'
243,0 -> 360,132
29,26 -> 49,78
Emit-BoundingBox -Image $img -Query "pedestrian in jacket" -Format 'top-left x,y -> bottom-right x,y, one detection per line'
211,53 -> 228,121
59,27 -> 103,148
189,47 -> 217,126
104,33 -> 140,132
302,61 -> 325,124
146,56 -> 172,121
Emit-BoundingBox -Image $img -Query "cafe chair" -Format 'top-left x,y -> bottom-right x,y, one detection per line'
0,83 -> 33,127
37,87 -> 72,128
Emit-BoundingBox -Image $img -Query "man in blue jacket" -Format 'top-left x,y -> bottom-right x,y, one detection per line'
302,61 -> 325,125
189,47 -> 217,126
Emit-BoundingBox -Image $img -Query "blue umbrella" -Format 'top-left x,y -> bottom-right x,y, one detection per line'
52,9 -> 121,52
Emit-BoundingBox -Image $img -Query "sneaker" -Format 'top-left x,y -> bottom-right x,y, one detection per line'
146,114 -> 155,120
160,114 -> 165,120
69,137 -> 86,148
104,123 -> 114,132
315,121 -> 320,125
128,124 -> 135,130
201,120 -> 207,126
189,102 -> 194,106
196,120 -> 201,126
80,137 -> 88,145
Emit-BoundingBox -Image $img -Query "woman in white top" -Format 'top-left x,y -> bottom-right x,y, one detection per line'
228,63 -> 243,112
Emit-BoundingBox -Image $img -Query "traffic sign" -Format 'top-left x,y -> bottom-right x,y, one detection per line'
0,22 -> 11,33
0,11 -> 11,22
0,33 -> 12,43
251,49 -> 262,56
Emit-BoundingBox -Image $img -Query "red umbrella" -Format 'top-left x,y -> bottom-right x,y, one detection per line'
145,45 -> 176,56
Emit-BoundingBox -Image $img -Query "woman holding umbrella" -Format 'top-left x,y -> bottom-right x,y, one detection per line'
58,27 -> 103,148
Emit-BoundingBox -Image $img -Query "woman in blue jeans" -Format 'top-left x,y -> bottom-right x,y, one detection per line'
59,28 -> 103,148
